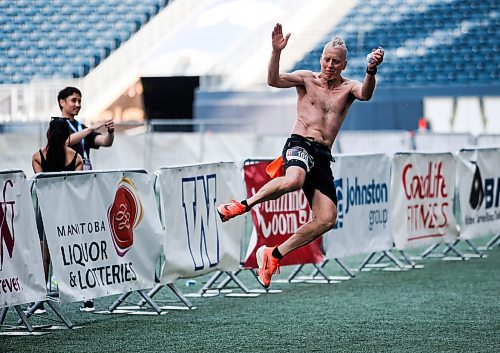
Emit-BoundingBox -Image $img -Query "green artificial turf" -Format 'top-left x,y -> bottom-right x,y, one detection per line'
3,241 -> 499,353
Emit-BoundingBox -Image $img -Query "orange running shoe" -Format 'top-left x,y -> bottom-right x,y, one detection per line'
217,200 -> 247,222
256,245 -> 280,288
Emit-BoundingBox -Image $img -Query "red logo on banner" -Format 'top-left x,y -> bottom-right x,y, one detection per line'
0,180 -> 15,271
108,177 -> 143,257
402,161 -> 449,240
243,161 -> 323,268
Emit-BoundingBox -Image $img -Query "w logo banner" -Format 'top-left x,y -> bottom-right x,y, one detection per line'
181,175 -> 219,271
0,180 -> 15,271
157,163 -> 244,283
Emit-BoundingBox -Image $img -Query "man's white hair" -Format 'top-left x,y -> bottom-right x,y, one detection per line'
323,36 -> 348,57
331,36 -> 346,48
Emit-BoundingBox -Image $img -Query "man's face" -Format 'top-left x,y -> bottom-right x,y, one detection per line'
60,93 -> 81,118
320,47 -> 347,79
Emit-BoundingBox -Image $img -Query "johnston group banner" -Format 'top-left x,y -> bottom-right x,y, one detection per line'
242,160 -> 323,268
456,148 -> 500,239
390,153 -> 458,249
156,162 -> 245,283
0,171 -> 46,308
324,154 -> 393,259
33,171 -> 163,303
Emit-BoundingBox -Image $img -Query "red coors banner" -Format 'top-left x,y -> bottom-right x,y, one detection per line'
390,153 -> 458,249
243,161 -> 323,268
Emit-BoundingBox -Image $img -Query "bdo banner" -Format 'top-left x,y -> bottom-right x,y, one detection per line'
324,154 -> 393,259
456,148 -> 500,239
390,153 -> 458,249
156,162 -> 245,283
0,170 -> 46,308
33,171 -> 163,303
242,160 -> 323,268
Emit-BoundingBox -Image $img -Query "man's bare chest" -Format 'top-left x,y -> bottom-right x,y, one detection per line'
305,87 -> 351,115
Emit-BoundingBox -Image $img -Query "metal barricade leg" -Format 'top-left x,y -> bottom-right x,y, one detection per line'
137,290 -> 161,314
0,307 -> 8,327
465,239 -> 485,257
382,251 -> 406,270
334,258 -> 355,277
399,250 -> 416,268
167,283 -> 194,308
443,242 -> 466,259
14,306 -> 34,332
109,292 -> 133,312
198,271 -> 224,295
421,244 -> 440,258
45,301 -> 73,329
484,234 -> 500,250
442,239 -> 460,255
287,264 -> 305,282
137,283 -> 164,307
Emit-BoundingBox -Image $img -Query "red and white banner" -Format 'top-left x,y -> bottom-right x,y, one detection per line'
324,154 -> 393,259
242,161 -> 323,269
33,171 -> 163,303
0,171 -> 46,308
390,153 -> 458,249
157,162 -> 245,283
456,148 -> 500,239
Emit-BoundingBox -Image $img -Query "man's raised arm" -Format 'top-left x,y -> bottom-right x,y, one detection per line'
352,47 -> 384,101
267,23 -> 303,88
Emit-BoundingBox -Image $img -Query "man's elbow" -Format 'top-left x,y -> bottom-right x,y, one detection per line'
267,78 -> 278,87
358,93 -> 373,101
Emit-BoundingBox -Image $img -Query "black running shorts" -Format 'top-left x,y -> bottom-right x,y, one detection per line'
282,134 -> 337,207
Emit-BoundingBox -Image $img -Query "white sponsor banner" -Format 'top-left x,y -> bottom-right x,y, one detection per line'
0,170 -> 46,308
33,171 -> 163,303
390,153 -> 458,249
324,154 -> 393,259
157,162 -> 245,283
456,148 -> 500,239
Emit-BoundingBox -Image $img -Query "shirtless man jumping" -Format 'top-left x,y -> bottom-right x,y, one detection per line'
217,23 -> 384,288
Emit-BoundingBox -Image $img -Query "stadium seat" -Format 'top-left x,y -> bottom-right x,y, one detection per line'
0,0 -> 170,84
292,0 -> 499,87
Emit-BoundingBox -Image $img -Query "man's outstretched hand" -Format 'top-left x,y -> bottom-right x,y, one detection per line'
272,23 -> 291,52
367,47 -> 384,69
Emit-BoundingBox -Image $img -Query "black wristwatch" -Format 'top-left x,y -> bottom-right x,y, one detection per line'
366,67 -> 377,75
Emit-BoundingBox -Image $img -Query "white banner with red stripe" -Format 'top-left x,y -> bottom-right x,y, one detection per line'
242,160 -> 323,269
456,148 -> 500,239
324,154 -> 393,259
0,171 -> 46,308
33,171 -> 163,303
156,162 -> 245,283
390,153 -> 458,249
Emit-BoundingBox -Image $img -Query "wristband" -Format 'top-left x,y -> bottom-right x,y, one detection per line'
366,67 -> 377,76
107,129 -> 114,134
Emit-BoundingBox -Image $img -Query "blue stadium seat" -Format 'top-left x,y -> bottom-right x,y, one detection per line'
292,0 -> 499,87
0,0 -> 170,83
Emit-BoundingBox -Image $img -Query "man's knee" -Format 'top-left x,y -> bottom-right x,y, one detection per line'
316,208 -> 337,232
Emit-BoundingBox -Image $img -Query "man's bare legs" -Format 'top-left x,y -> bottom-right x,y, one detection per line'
255,186 -> 337,287
276,189 -> 337,256
246,166 -> 306,207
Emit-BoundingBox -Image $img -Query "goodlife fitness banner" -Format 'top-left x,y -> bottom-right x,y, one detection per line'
156,162 -> 245,283
456,148 -> 500,239
0,171 -> 46,308
33,171 -> 163,303
242,160 -> 323,268
390,153 -> 458,249
324,154 -> 393,259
